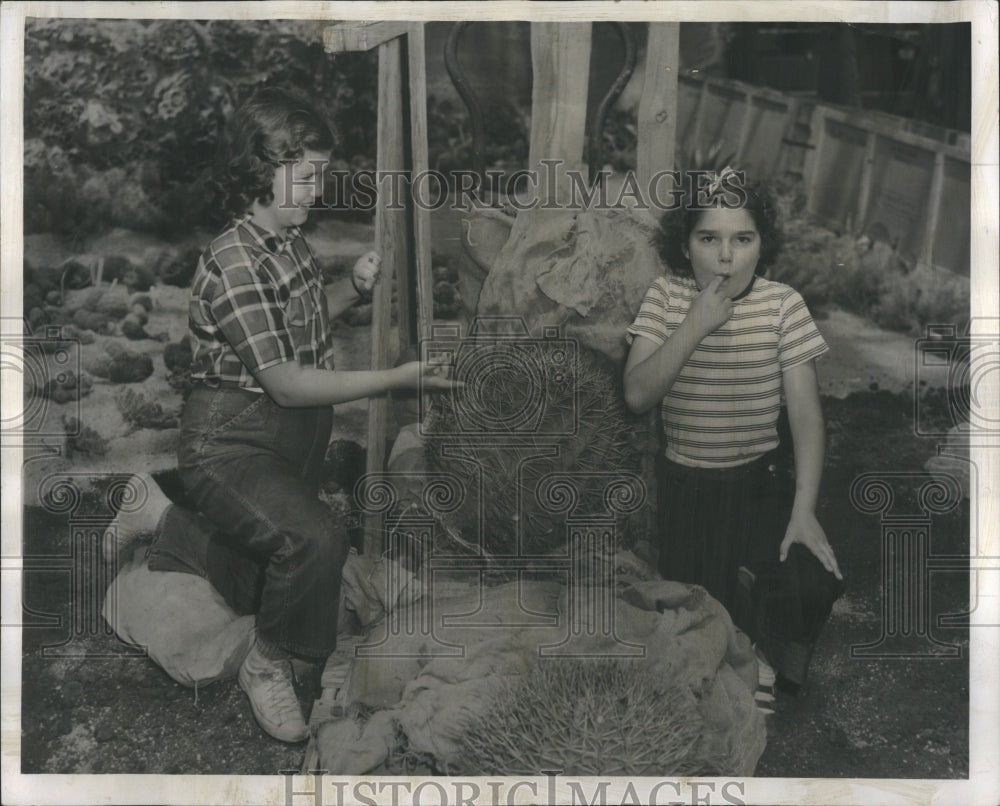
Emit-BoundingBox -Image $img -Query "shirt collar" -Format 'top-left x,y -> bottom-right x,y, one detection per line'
688,274 -> 756,301
236,215 -> 301,255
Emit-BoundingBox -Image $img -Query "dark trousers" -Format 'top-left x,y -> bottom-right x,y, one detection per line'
148,385 -> 346,659
657,450 -> 842,685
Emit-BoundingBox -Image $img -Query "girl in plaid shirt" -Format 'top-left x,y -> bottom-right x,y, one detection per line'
109,88 -> 455,742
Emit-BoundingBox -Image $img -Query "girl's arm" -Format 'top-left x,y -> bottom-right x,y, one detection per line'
780,359 -> 843,579
624,275 -> 732,413
325,275 -> 363,319
256,360 -> 454,408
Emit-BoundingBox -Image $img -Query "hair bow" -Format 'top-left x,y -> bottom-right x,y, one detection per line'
704,166 -> 740,197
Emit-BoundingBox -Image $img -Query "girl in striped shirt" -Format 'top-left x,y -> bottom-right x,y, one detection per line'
624,174 -> 843,701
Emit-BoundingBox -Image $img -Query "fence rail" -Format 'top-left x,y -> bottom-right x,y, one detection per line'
675,75 -> 971,276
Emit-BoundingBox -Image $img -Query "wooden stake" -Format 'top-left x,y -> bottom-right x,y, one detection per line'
527,22 -> 592,207
366,37 -> 407,556
407,24 -> 434,351
636,22 -> 680,203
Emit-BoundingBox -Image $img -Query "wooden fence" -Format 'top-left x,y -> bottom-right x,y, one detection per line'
676,74 -> 971,276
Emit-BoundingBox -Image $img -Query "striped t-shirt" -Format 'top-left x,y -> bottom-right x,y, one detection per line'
627,275 -> 828,467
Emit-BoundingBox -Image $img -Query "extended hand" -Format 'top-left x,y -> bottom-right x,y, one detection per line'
352,251 -> 381,296
780,510 -> 843,580
394,360 -> 463,391
687,275 -> 733,338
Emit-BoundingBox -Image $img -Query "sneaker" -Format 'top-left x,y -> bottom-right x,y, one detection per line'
754,644 -> 777,716
238,643 -> 309,742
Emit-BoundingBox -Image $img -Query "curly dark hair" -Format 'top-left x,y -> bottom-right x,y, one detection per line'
657,176 -> 783,277
217,87 -> 335,217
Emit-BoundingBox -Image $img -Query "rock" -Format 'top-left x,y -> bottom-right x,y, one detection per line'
129,293 -> 153,312
121,313 -> 149,340
115,387 -> 179,429
129,306 -> 150,325
107,351 -> 154,383
83,352 -> 113,379
46,290 -> 62,306
163,339 -> 193,372
73,308 -> 111,333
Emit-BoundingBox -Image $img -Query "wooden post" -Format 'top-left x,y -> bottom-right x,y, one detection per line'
366,37 -> 408,556
527,22 -> 592,206
636,22 -> 680,201
921,150 -> 946,270
407,25 -> 434,349
855,130 -> 878,234
324,22 -> 435,555
804,104 -> 828,217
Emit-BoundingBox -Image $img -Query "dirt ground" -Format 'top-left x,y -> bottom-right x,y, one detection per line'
17,221 -> 971,780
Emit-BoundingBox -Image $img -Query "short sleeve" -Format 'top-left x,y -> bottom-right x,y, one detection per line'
626,277 -> 671,347
778,289 -> 829,371
209,259 -> 297,375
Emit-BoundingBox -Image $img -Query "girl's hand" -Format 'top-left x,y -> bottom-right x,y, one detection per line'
687,275 -> 734,338
352,251 -> 382,296
780,510 -> 843,580
393,360 -> 462,391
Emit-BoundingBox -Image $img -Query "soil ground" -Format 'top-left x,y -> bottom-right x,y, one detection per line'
16,220 -> 971,780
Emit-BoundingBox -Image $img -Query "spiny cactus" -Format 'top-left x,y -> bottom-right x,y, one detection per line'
452,658 -> 721,777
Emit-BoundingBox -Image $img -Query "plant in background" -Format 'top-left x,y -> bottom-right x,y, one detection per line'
23,19 -> 378,238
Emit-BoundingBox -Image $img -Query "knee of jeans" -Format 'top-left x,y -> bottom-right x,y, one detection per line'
283,507 -> 350,570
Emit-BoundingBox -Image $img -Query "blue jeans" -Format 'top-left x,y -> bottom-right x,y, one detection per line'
148,385 -> 345,659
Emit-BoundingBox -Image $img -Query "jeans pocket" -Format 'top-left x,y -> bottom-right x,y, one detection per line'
202,391 -> 269,442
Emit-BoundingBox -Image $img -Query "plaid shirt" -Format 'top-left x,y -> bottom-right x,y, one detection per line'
189,216 -> 335,392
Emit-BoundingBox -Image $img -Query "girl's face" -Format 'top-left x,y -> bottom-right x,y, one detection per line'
258,148 -> 327,233
684,207 -> 761,298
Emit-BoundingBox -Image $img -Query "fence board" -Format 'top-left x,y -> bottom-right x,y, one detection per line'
863,136 -> 936,262
700,83 -> 748,163
739,95 -> 792,177
932,155 -> 972,273
809,116 -> 868,231
675,76 -> 701,164
673,76 -> 970,274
